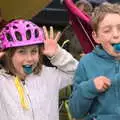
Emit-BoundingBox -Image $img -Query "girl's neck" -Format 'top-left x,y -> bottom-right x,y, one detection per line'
15,74 -> 26,81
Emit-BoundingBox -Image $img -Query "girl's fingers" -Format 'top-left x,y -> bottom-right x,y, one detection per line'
43,26 -> 48,40
54,31 -> 61,42
50,26 -> 54,40
43,26 -> 61,42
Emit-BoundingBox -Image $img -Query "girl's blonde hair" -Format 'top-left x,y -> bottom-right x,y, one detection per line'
1,44 -> 44,76
91,3 -> 120,32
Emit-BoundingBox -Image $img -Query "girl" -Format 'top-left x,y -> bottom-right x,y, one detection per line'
0,19 -> 78,120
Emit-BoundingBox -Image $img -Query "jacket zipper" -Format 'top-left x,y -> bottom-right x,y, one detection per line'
22,82 -> 35,120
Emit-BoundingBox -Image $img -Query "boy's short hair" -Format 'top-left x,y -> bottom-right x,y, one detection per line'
91,3 -> 120,32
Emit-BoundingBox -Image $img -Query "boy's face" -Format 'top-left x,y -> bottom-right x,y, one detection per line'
93,13 -> 120,57
12,45 -> 40,79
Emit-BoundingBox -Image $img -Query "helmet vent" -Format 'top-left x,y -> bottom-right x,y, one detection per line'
15,31 -> 22,41
6,33 -> 13,41
13,26 -> 18,29
26,24 -> 30,27
5,26 -> 9,30
35,29 -> 39,38
26,30 -> 31,40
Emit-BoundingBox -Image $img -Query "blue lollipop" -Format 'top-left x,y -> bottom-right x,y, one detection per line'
113,44 -> 120,52
23,65 -> 32,74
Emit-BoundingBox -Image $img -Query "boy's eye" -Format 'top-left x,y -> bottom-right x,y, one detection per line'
103,29 -> 111,33
102,26 -> 111,33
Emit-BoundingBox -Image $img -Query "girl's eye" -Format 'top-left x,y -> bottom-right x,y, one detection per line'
31,49 -> 38,54
17,49 -> 26,54
117,25 -> 120,31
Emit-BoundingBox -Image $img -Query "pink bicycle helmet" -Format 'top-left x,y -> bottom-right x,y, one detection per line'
0,19 -> 44,50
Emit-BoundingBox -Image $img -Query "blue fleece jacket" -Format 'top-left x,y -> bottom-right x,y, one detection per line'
69,46 -> 120,120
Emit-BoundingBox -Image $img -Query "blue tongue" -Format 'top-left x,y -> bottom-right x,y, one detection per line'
23,65 -> 32,74
113,44 -> 120,52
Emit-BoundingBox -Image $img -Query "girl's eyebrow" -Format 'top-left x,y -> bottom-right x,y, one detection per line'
17,47 -> 25,50
17,45 -> 39,50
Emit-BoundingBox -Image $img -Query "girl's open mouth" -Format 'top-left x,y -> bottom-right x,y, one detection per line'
23,65 -> 33,74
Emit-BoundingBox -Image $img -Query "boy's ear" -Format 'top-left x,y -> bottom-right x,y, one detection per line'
92,31 -> 101,44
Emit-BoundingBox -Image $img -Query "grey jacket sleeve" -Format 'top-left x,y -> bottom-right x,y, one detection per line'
49,45 -> 78,89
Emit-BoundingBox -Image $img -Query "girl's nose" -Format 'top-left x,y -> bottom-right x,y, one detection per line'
26,53 -> 33,62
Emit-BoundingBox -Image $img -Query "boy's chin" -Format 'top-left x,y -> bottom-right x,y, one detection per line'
113,53 -> 120,59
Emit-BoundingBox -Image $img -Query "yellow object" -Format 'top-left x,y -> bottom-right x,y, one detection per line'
14,76 -> 30,110
61,39 -> 70,48
0,0 -> 52,20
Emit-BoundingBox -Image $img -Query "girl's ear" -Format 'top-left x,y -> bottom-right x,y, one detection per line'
92,31 -> 101,44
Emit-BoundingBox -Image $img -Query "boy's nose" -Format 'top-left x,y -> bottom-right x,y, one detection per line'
113,29 -> 119,39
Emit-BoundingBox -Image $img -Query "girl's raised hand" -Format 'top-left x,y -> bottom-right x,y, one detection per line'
43,26 -> 61,57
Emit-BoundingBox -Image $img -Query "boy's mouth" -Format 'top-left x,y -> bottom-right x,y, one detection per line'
112,43 -> 120,52
23,65 -> 33,74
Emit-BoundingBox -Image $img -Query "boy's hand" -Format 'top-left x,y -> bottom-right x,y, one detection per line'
43,26 -> 61,57
94,76 -> 111,92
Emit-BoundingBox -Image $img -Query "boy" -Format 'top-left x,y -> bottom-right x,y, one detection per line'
69,3 -> 120,120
